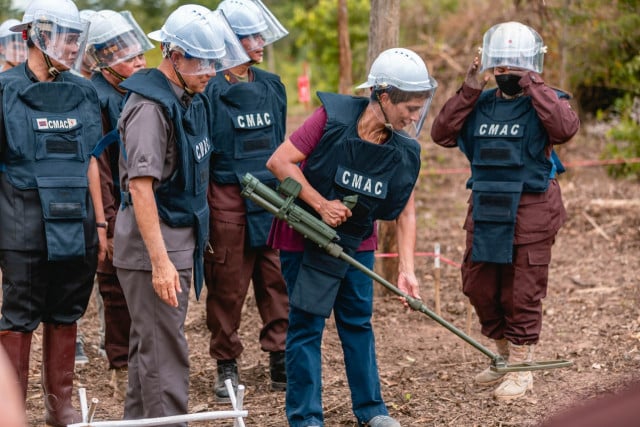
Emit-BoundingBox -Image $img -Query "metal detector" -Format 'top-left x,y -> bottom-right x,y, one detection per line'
240,173 -> 573,373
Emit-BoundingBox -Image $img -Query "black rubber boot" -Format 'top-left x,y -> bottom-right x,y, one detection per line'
215,359 -> 238,402
269,351 -> 286,391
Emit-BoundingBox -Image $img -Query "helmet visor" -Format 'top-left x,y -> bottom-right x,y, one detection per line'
172,50 -> 222,76
0,33 -> 27,63
88,11 -> 153,69
206,10 -> 251,71
89,30 -> 147,68
401,81 -> 437,139
480,23 -> 545,73
220,0 -> 288,52
30,15 -> 89,72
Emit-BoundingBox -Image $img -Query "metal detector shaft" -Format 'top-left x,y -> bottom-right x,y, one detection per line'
240,173 -> 573,373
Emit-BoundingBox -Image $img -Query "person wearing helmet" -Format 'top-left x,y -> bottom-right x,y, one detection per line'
266,47 -> 437,427
78,9 -> 98,78
430,21 -> 580,401
112,5 -> 247,423
85,8 -> 152,400
202,0 -> 289,402
0,18 -> 27,72
0,0 -> 107,426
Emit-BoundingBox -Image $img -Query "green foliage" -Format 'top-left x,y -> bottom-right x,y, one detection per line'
0,0 -> 21,20
602,95 -> 640,179
286,0 -> 370,98
558,1 -> 640,94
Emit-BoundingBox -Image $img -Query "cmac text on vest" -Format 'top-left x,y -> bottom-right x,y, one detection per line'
477,123 -> 524,137
234,112 -> 272,129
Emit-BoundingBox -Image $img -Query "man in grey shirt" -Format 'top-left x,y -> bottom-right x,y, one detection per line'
113,5 -> 248,424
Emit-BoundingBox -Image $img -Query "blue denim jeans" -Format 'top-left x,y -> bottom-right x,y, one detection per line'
280,250 -> 389,427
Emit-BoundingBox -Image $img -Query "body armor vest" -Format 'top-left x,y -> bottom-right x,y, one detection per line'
0,63 -> 102,260
205,68 -> 286,247
91,72 -> 124,195
292,92 -> 421,317
457,88 -> 553,263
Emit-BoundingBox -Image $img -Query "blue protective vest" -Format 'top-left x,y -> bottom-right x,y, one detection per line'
0,63 -> 102,260
91,72 -> 124,194
119,69 -> 213,297
305,92 -> 420,237
292,92 -> 421,317
204,68 -> 286,247
457,88 -> 554,263
91,73 -> 123,131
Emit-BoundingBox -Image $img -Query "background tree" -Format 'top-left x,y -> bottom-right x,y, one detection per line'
337,0 -> 352,94
365,0 -> 401,288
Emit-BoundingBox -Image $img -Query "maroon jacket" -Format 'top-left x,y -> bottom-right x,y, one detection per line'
430,72 -> 580,244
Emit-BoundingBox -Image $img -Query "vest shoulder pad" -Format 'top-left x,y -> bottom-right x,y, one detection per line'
317,91 -> 367,126
252,67 -> 281,83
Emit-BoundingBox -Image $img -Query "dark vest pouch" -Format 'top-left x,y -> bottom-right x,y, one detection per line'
471,181 -> 522,264
193,204 -> 210,299
236,169 -> 277,248
36,176 -> 88,260
291,234 -> 362,317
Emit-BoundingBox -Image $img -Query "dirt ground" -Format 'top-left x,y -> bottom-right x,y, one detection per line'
22,118 -> 640,426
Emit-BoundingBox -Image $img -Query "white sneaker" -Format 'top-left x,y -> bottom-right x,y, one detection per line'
493,371 -> 533,401
367,415 -> 401,427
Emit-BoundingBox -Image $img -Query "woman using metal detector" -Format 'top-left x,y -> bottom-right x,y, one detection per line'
243,173 -> 573,374
265,47 -> 437,427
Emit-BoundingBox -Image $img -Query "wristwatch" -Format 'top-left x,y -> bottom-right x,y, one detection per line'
96,221 -> 108,230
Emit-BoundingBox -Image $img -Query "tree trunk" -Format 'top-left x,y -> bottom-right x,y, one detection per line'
366,0 -> 400,70
367,0 -> 401,292
337,0 -> 353,94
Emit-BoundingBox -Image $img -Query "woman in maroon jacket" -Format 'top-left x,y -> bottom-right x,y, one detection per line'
430,21 -> 580,401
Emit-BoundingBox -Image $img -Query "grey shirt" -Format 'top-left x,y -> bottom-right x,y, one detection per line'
113,81 -> 195,271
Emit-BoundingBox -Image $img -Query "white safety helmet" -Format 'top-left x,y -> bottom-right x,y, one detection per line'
480,21 -> 546,73
148,5 -> 249,75
78,10 -> 98,74
0,19 -> 27,64
79,10 -> 97,21
357,48 -> 438,93
86,10 -> 153,69
217,0 -> 288,51
357,48 -> 438,139
11,0 -> 90,73
0,18 -> 22,38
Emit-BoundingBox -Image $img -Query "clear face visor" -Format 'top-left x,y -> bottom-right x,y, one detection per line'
87,11 -> 152,70
0,33 -> 27,64
205,10 -> 251,72
29,17 -> 89,72
170,48 -> 223,76
224,0 -> 288,52
480,24 -> 545,73
401,88 -> 436,139
89,31 -> 147,69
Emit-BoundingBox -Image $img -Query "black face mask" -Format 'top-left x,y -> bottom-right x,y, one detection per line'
495,74 -> 522,96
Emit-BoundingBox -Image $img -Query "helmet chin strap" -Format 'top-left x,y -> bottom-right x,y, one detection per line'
105,66 -> 126,82
172,62 -> 194,96
165,45 -> 194,96
91,52 -> 127,82
374,90 -> 394,131
43,51 -> 60,78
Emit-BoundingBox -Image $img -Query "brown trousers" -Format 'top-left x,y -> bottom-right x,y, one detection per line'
461,233 -> 556,345
204,219 -> 288,361
97,272 -> 130,369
